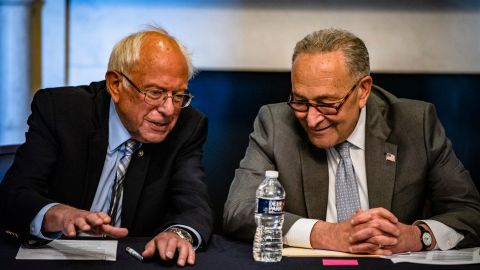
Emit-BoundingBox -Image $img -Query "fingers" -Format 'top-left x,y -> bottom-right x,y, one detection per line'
364,234 -> 398,247
351,209 -> 371,224
187,244 -> 195,265
83,212 -> 103,227
174,238 -> 195,266
349,226 -> 398,253
165,237 -> 178,260
349,208 -> 400,244
351,219 -> 400,240
342,209 -> 402,256
352,208 -> 398,225
44,205 -> 115,238
75,211 -> 109,232
142,239 -> 157,258
100,224 -> 128,238
350,242 -> 392,256
64,222 -> 77,237
73,216 -> 91,232
142,232 -> 195,266
73,211 -> 118,236
87,211 -> 111,225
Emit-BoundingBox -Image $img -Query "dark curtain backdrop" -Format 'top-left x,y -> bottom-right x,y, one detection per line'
188,71 -> 480,232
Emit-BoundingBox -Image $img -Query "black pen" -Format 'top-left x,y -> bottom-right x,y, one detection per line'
126,246 -> 144,262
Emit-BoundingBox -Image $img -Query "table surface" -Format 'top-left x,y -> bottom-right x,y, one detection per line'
0,234 -> 478,270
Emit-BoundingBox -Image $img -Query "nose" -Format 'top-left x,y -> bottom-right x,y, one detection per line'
306,106 -> 325,128
155,95 -> 176,116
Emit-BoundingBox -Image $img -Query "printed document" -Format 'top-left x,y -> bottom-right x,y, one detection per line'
283,247 -> 381,258
390,248 -> 480,265
16,239 -> 117,261
284,246 -> 480,265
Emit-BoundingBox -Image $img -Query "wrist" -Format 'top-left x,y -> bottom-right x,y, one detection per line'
166,227 -> 194,245
416,224 -> 434,251
412,225 -> 423,251
310,221 -> 343,251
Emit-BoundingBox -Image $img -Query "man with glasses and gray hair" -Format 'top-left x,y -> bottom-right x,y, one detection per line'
0,27 -> 213,266
224,28 -> 480,255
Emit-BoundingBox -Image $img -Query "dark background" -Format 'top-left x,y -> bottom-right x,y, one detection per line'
188,71 -> 480,232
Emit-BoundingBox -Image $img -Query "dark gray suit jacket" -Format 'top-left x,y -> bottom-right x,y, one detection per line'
0,81 -> 213,244
223,85 -> 480,248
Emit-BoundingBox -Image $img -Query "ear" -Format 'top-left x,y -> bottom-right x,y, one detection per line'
357,75 -> 372,109
105,71 -> 122,103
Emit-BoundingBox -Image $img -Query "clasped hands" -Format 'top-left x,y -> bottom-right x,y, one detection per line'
42,204 -> 195,266
310,207 -> 425,255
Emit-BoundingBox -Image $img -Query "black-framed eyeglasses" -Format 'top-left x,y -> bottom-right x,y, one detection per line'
117,71 -> 194,108
287,77 -> 365,115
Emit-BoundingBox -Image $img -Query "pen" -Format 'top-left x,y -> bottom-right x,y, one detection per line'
126,246 -> 144,262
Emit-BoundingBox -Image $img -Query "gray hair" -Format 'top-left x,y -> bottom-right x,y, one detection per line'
107,26 -> 196,80
292,28 -> 370,79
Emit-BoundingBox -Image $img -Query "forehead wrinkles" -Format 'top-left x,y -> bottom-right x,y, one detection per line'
292,53 -> 351,98
292,77 -> 350,101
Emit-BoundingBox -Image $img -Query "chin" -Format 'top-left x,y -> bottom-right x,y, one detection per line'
308,135 -> 337,149
138,132 -> 170,144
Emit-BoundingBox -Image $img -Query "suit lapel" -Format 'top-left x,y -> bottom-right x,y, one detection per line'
121,145 -> 152,229
365,92 -> 397,211
82,88 -> 110,209
301,141 -> 329,220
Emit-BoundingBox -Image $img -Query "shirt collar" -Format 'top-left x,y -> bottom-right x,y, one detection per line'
108,99 -> 132,153
346,106 -> 366,150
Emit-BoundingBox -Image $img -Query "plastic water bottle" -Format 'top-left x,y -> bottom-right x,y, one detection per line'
253,170 -> 285,262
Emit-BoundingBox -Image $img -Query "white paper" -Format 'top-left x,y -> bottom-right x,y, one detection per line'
283,247 -> 381,258
389,248 -> 480,265
16,239 -> 118,261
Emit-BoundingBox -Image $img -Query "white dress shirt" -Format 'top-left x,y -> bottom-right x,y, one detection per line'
283,107 -> 464,250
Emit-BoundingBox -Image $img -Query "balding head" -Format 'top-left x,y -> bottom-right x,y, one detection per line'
107,26 -> 196,80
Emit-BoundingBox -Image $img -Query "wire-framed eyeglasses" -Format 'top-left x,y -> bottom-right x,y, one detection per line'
287,77 -> 364,115
117,71 -> 194,108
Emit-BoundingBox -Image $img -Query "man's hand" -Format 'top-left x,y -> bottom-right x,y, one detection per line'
42,204 -> 128,238
382,223 -> 430,253
310,207 -> 434,255
142,231 -> 195,266
349,208 -> 400,254
351,208 -> 430,254
310,208 -> 400,255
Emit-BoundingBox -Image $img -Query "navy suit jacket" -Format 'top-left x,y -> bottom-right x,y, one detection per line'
0,81 -> 213,243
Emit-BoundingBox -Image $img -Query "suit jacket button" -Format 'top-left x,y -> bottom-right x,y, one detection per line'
138,150 -> 144,157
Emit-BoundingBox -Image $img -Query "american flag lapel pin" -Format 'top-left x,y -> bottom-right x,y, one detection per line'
385,152 -> 396,162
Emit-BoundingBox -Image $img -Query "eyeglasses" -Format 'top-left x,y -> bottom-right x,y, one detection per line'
287,77 -> 364,115
117,71 -> 194,108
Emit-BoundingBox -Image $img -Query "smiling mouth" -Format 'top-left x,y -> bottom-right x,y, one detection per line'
309,124 -> 333,134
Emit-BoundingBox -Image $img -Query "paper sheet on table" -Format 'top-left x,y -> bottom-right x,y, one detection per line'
16,239 -> 117,261
390,248 -> 480,265
283,247 -> 382,258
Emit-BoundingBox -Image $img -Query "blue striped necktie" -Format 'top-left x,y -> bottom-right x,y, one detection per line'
108,139 -> 140,226
335,141 -> 361,222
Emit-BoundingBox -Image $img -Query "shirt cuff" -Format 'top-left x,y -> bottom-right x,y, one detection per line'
30,203 -> 63,240
283,218 -> 318,248
165,225 -> 202,250
414,219 -> 464,250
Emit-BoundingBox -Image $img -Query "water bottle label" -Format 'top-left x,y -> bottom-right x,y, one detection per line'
256,198 -> 285,214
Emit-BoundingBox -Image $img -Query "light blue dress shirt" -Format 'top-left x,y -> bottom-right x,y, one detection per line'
30,99 -> 131,238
